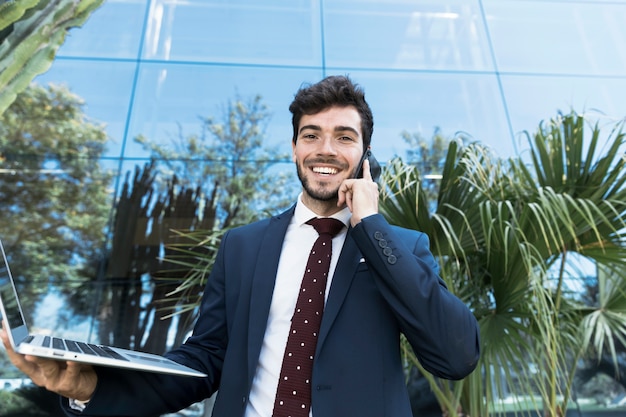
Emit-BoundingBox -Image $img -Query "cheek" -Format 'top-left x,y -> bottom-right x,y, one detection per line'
351,151 -> 364,167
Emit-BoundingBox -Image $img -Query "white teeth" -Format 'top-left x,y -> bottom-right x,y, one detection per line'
313,167 -> 337,175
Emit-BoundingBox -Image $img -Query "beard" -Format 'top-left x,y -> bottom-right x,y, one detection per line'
296,159 -> 347,202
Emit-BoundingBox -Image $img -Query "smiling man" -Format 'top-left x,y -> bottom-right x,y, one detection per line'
293,104 -> 377,222
2,75 -> 480,417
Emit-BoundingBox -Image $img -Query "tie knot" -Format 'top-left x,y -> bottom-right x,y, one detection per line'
306,217 -> 344,237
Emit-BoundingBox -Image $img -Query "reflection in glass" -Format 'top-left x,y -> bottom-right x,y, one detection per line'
324,0 -> 492,70
143,0 -> 322,66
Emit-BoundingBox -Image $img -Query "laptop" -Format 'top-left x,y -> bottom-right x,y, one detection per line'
0,240 -> 207,377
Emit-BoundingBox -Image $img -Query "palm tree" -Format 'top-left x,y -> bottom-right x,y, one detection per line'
0,0 -> 104,114
381,110 -> 626,416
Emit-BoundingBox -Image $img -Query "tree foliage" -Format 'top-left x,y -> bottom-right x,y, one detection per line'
381,110 -> 626,416
135,94 -> 295,227
0,82 -> 112,320
400,127 -> 457,208
93,162 -> 218,353
95,94 -> 295,353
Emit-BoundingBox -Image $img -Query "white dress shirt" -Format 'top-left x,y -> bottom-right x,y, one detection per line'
244,195 -> 351,417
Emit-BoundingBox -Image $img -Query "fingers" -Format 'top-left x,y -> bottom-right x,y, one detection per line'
22,356 -> 96,400
64,361 -> 97,401
2,322 -> 96,400
2,321 -> 52,382
37,356 -> 63,379
336,180 -> 353,211
64,360 -> 82,378
338,160 -> 373,208
0,323 -> 10,349
1,321 -> 10,347
361,159 -> 373,181
338,166 -> 379,226
1,323 -> 38,375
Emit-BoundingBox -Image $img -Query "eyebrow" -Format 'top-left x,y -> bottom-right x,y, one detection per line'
298,124 -> 360,136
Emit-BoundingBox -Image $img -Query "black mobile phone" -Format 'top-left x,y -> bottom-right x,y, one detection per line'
355,149 -> 381,182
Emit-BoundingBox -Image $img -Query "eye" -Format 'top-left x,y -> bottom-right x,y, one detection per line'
338,136 -> 355,142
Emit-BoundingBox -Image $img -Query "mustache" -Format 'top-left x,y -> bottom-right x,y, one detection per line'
304,157 -> 348,170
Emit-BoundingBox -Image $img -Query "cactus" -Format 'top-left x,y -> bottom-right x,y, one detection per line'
0,0 -> 104,115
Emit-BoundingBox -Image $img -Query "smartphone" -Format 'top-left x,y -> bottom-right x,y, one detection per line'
355,149 -> 381,182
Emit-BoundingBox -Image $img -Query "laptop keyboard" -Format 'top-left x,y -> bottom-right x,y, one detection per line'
24,335 -> 129,361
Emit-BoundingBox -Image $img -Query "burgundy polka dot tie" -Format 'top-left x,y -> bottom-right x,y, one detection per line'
272,217 -> 344,417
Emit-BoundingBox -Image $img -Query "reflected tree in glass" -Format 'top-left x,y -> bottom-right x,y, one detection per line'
95,94 -> 295,354
0,82 -> 112,326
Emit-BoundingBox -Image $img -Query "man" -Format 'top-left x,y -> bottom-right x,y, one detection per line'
1,75 -> 479,416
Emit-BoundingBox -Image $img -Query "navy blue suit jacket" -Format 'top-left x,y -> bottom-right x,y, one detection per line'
70,208 -> 479,417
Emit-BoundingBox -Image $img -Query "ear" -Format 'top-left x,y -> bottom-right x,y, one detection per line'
291,141 -> 297,163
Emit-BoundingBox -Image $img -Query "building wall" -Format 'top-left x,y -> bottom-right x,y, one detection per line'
36,0 -> 626,166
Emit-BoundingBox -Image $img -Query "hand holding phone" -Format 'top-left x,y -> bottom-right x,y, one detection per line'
354,149 -> 381,182
338,148 -> 381,226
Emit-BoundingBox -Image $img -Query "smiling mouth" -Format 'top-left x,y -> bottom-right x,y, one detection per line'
312,166 -> 338,175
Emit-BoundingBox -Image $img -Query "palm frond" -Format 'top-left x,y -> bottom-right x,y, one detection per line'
381,110 -> 626,417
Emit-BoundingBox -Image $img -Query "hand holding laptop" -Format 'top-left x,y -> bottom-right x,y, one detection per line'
1,322 -> 96,402
0,239 -> 207,379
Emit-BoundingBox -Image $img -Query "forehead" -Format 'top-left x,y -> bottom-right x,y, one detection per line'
299,106 -> 362,135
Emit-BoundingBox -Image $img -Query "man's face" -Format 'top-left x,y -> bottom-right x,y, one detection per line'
292,105 -> 364,206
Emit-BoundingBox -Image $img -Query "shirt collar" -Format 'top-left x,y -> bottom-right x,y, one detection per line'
294,193 -> 351,229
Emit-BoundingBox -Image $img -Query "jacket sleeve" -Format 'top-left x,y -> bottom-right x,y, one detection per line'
60,230 -> 235,417
351,214 -> 480,380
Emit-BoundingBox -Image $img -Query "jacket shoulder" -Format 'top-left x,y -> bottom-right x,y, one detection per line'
223,205 -> 295,240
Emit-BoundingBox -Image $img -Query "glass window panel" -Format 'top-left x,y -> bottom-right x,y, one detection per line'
113,158 -> 155,199
324,0 -> 493,71
33,59 -> 138,158
124,65 -> 323,158
142,0 -> 323,66
501,74 -> 626,154
31,291 -> 96,341
484,0 -> 626,76
126,66 -> 512,163
56,0 -> 148,59
340,71 -> 512,160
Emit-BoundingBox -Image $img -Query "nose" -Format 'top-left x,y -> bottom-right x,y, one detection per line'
317,137 -> 338,155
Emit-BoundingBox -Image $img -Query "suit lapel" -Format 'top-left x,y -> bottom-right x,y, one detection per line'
246,206 -> 294,380
244,212 -> 361,378
317,229 -> 361,351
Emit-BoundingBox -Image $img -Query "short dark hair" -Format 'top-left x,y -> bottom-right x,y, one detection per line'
289,75 -> 374,150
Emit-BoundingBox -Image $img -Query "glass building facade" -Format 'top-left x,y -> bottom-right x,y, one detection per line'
2,0 -> 626,415
34,0 -> 626,164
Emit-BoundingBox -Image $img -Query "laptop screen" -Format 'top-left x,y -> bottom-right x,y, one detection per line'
0,245 -> 27,330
